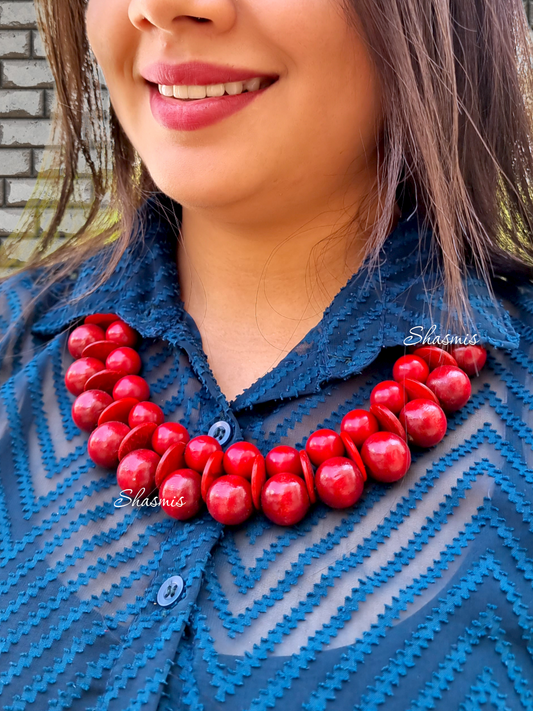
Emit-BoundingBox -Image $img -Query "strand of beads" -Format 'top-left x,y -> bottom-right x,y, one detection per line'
66,313 -> 487,527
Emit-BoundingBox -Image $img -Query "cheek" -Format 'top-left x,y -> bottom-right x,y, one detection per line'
86,0 -> 137,83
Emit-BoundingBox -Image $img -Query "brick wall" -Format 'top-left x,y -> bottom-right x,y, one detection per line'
0,1 -> 52,237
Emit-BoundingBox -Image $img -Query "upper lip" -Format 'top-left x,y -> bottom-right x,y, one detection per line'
142,61 -> 278,86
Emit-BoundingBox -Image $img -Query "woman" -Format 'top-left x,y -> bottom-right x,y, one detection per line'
0,0 -> 533,709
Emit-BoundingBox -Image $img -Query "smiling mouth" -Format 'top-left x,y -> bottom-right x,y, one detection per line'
155,76 -> 277,101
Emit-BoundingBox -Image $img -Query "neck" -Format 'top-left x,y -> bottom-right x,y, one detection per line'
176,188 -> 395,401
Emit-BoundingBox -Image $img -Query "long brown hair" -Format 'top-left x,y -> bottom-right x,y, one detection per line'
2,0 -> 533,329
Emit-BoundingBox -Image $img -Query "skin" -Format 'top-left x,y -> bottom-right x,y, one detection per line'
86,0 -> 390,402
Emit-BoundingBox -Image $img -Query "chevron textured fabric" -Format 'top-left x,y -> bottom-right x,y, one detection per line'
0,195 -> 532,710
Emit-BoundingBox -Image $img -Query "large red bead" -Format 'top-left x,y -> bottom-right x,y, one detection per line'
155,443 -> 187,488
450,345 -> 487,377
106,347 -> 142,375
261,473 -> 310,526
315,457 -> 365,509
117,449 -> 160,497
68,324 -> 105,359
105,320 -> 138,348
128,401 -> 165,428
200,450 -> 224,502
113,375 -> 150,401
72,389 -> 113,432
152,422 -> 190,455
223,441 -> 261,480
265,445 -> 302,477
426,365 -> 472,412
206,474 -> 253,525
370,380 -> 407,414
412,346 -> 457,370
305,429 -> 345,467
184,435 -> 222,473
393,355 -> 430,384
88,421 -> 130,469
399,398 -> 447,448
159,469 -> 202,521
340,409 -> 379,448
361,432 -> 411,483
65,357 -> 105,396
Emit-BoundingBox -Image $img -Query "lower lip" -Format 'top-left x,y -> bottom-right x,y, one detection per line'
149,84 -> 269,131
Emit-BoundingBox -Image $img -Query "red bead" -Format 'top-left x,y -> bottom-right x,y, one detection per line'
84,369 -> 126,394
361,432 -> 411,483
340,409 -> 379,448
299,450 -> 317,504
155,443 -> 187,488
370,380 -> 407,414
369,404 -> 407,441
399,398 -> 447,448
97,397 -> 139,426
152,422 -> 190,455
72,389 -> 113,432
426,365 -> 472,412
68,324 -> 105,359
393,355 -> 430,384
82,340 -> 118,361
105,320 -> 138,348
265,445 -> 302,478
261,473 -> 310,526
223,441 -> 261,480
340,431 -> 367,482
106,347 -> 142,375
65,357 -> 105,396
305,429 -> 345,467
84,313 -> 119,329
206,474 -> 253,525
118,423 -> 158,461
315,457 -> 365,509
251,454 -> 266,510
88,421 -> 130,469
117,449 -> 160,497
200,450 -> 224,501
159,469 -> 202,521
113,375 -> 150,401
128,401 -> 165,428
184,435 -> 222,473
412,346 -> 457,370
450,345 -> 487,377
402,378 -> 440,405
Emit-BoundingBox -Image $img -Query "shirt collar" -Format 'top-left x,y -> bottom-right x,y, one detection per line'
32,194 -> 519,408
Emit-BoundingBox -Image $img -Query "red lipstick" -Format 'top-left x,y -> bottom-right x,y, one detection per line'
142,62 -> 278,132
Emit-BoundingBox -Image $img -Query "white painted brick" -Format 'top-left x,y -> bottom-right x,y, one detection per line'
0,30 -> 30,57
0,119 -> 52,146
31,29 -> 44,58
0,206 -> 24,234
2,59 -> 53,88
0,148 -> 31,175
0,90 -> 43,117
0,3 -> 35,29
5,176 -> 36,205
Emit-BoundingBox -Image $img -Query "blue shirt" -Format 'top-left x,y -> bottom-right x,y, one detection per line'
1,195 -> 532,711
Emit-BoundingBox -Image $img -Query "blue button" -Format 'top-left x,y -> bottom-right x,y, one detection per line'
157,575 -> 184,607
208,420 -> 233,446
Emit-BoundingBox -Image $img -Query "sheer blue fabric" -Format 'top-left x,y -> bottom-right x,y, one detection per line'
0,195 -> 532,710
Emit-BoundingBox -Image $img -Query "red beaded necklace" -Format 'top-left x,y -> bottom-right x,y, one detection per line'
65,312 -> 488,527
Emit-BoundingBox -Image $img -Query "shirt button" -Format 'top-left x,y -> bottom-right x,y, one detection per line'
157,575 -> 184,607
208,420 -> 233,446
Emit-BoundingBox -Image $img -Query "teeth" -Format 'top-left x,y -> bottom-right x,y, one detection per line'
158,77 -> 267,100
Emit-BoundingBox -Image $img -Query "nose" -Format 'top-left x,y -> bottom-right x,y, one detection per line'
128,0 -> 236,34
